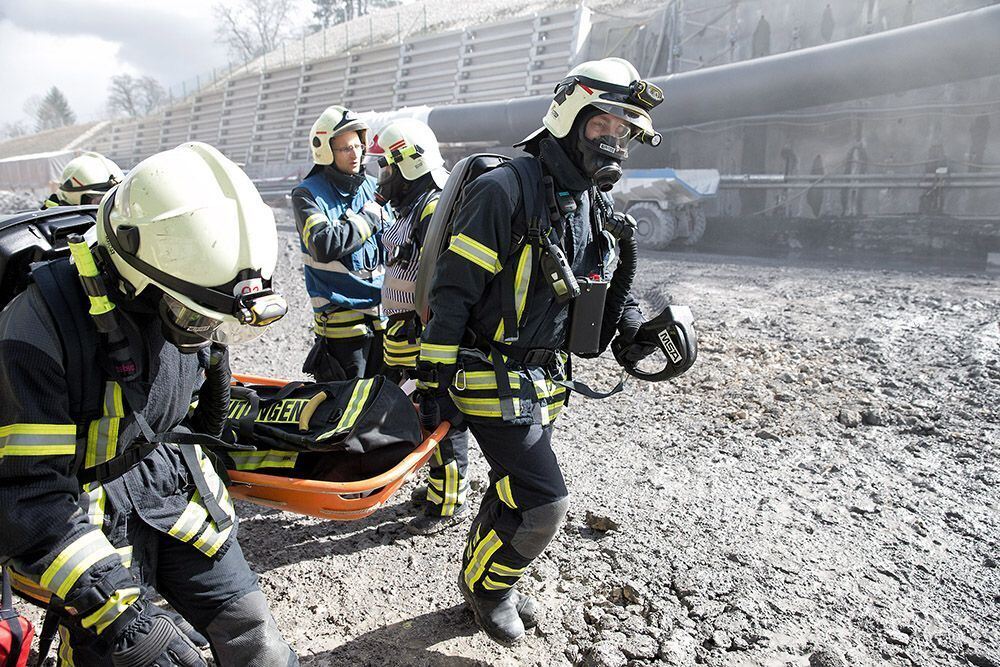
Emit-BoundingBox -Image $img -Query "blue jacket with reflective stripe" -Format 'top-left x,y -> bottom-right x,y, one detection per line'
292,170 -> 388,312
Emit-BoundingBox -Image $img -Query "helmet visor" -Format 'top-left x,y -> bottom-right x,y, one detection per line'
162,291 -> 287,346
589,101 -> 658,145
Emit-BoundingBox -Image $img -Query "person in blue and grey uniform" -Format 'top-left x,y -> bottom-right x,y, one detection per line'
369,119 -> 470,535
0,142 -> 296,666
291,105 -> 391,381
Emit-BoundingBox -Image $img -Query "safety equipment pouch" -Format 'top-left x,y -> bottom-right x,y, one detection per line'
612,305 -> 698,382
539,241 -> 580,304
568,277 -> 609,355
225,377 -> 421,455
1,566 -> 33,667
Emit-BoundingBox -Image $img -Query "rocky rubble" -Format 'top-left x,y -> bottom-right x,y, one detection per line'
0,190 -> 40,213
225,222 -> 1000,666
16,208 -> 1000,666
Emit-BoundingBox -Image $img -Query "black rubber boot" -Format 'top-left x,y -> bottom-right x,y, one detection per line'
405,503 -> 469,535
511,590 -> 539,629
458,575 -> 525,645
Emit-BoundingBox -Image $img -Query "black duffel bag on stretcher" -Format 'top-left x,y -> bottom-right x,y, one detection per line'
217,375 -> 447,521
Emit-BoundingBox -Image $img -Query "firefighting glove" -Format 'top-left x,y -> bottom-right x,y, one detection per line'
613,324 -> 659,367
108,602 -> 206,667
414,361 -> 460,429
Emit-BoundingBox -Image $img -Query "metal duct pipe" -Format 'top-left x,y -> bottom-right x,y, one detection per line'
427,5 -> 1000,146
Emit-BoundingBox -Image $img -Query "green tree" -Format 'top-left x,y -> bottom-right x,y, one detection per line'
34,87 -> 76,132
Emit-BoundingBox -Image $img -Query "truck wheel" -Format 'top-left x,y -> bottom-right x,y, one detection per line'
680,205 -> 707,246
629,201 -> 675,250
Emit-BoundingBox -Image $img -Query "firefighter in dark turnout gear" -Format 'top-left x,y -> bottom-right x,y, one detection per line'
41,152 -> 123,209
416,58 -> 663,645
0,143 -> 297,666
292,105 -> 391,382
369,119 -> 470,535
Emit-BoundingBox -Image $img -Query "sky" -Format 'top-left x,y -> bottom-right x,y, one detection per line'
0,0 -> 310,128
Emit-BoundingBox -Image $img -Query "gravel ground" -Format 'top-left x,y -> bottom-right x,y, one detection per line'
7,204 -> 998,666
228,209 -> 1000,667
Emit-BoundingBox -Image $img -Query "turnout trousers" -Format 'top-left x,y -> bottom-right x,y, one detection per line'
56,514 -> 296,667
459,421 -> 569,598
302,310 -> 384,382
384,312 -> 470,518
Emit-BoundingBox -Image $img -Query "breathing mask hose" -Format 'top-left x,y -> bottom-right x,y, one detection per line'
598,227 -> 638,354
192,344 -> 231,438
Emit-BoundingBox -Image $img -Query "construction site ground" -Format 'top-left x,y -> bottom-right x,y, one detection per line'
6,202 -> 997,667
222,209 -> 999,667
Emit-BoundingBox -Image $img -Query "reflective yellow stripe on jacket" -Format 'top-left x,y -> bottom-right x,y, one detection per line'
41,530 -> 120,599
167,447 -> 235,557
0,423 -> 76,458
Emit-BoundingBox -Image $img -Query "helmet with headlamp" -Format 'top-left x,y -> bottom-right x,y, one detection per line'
521,58 -> 664,190
96,142 -> 287,352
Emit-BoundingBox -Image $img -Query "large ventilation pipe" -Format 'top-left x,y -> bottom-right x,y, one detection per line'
426,5 -> 1000,145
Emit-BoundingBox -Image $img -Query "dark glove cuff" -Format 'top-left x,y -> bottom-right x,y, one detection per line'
63,563 -> 136,619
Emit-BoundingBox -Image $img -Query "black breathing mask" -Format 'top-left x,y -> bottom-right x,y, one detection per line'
575,111 -> 633,192
158,298 -> 212,354
374,164 -> 411,208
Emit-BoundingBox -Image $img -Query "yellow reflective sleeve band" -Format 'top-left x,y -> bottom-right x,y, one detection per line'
463,529 -> 503,590
229,450 -> 299,471
420,198 -> 438,221
448,233 -> 501,273
41,530 -> 119,599
419,342 -> 458,365
350,213 -> 372,240
81,586 -> 141,634
496,476 -> 517,509
302,213 -> 327,250
0,423 -> 76,457
316,379 -> 375,440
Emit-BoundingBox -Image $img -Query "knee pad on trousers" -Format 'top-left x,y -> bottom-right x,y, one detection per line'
205,590 -> 298,667
510,495 -> 569,559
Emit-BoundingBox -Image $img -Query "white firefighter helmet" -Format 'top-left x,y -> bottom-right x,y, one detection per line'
369,118 -> 448,189
309,105 -> 369,166
58,151 -> 124,205
525,57 -> 663,147
96,142 -> 287,347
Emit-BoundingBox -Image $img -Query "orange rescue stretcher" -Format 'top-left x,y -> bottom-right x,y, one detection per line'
226,374 -> 446,521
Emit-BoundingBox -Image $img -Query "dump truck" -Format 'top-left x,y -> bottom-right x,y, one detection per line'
612,168 -> 719,249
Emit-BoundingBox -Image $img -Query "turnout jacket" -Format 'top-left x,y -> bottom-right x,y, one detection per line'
292,167 -> 391,339
0,274 -> 234,635
419,150 -> 642,426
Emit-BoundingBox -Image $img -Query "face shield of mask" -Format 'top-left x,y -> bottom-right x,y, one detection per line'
577,110 -> 641,191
